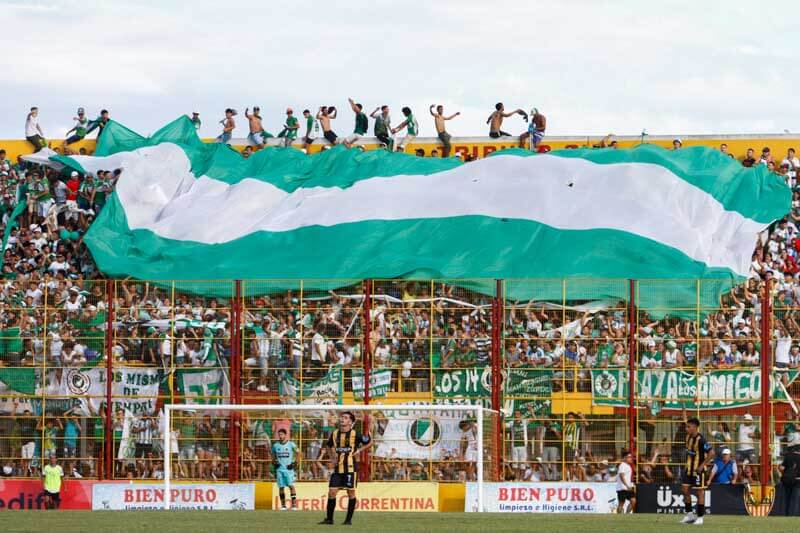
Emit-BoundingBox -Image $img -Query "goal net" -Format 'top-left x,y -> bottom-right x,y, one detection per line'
162,403 -> 500,511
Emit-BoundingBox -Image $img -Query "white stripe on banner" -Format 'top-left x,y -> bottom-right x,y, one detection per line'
71,144 -> 763,275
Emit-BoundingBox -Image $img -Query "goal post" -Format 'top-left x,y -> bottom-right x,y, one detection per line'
163,403 -> 500,511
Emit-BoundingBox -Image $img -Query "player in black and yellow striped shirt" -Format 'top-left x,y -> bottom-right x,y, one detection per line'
680,417 -> 715,525
318,411 -> 372,526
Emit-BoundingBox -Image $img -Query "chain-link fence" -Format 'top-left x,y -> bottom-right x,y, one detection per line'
1,277 -> 797,493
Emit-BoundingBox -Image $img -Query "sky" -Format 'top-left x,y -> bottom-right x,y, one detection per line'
1,0 -> 798,140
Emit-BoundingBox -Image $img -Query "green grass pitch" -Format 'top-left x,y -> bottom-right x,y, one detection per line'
1,511 -> 799,532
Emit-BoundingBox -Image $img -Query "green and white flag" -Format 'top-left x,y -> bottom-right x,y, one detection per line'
175,367 -> 230,405
372,402 -> 472,460
591,368 -> 800,410
434,367 -> 492,398
351,368 -> 392,400
40,117 -> 788,310
277,368 -> 342,405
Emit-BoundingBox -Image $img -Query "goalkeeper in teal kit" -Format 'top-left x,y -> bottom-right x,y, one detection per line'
272,428 -> 300,511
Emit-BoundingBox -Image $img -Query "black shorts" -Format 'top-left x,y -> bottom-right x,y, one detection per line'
329,472 -> 357,489
45,490 -> 61,503
681,471 -> 706,488
617,490 -> 635,503
324,130 -> 338,144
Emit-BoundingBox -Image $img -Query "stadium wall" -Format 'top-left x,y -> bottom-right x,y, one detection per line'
1,133 -> 799,160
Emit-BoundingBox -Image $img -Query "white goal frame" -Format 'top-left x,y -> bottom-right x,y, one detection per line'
163,403 -> 498,511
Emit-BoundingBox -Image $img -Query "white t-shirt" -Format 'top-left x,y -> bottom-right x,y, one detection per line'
25,114 -> 40,137
737,423 -> 756,451
775,333 -> 792,364
311,332 -> 326,362
616,461 -> 633,491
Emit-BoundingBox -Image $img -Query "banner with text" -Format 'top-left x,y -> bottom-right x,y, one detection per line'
0,479 -> 96,510
591,369 -> 800,410
351,369 -> 392,401
465,482 -> 617,513
274,482 -> 437,512
278,368 -> 342,404
92,483 -> 255,510
504,369 -> 553,416
635,483 -> 747,515
434,367 -> 492,398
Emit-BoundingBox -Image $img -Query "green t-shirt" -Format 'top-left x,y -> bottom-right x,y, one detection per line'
406,113 -> 418,135
374,114 -> 389,136
43,464 -> 64,493
2,326 -> 23,354
641,350 -> 662,366
354,112 -> 368,135
597,343 -> 614,365
456,349 -> 477,366
75,116 -> 88,137
305,115 -> 314,134
285,116 -> 299,139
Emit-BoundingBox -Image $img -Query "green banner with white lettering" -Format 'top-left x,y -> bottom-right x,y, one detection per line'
351,369 -> 392,400
433,367 -> 492,398
504,368 -> 553,416
591,368 -> 800,410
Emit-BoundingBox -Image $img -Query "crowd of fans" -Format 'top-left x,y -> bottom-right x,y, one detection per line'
2,107 -> 800,489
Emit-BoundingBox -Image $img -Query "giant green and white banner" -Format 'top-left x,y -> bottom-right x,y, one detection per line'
591,368 -> 800,410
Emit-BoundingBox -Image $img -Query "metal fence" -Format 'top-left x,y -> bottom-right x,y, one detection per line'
0,278 -> 792,494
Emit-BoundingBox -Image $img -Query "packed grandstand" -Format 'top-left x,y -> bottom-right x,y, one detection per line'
1,107 -> 799,516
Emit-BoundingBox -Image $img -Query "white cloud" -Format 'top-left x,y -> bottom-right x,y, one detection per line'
0,0 -> 798,139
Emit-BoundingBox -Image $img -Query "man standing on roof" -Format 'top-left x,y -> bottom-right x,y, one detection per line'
430,104 -> 460,158
216,108 -> 237,144
487,103 -> 526,138
317,106 -> 338,146
301,110 -> 316,151
343,98 -> 368,149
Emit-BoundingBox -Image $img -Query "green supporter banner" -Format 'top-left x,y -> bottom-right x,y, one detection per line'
278,368 -> 343,404
504,368 -> 553,416
351,369 -> 392,401
434,367 -> 553,415
433,367 -> 492,398
591,368 -> 800,410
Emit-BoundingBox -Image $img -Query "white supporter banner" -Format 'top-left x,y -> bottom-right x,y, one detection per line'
92,483 -> 255,510
465,482 -> 618,513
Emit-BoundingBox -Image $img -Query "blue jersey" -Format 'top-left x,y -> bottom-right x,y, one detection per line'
272,441 -> 298,469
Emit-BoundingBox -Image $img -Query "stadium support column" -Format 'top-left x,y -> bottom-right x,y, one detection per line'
361,279 -> 373,481
105,280 -> 114,480
229,280 -> 243,482
760,278 -> 772,486
492,279 -> 503,482
627,279 -> 636,459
